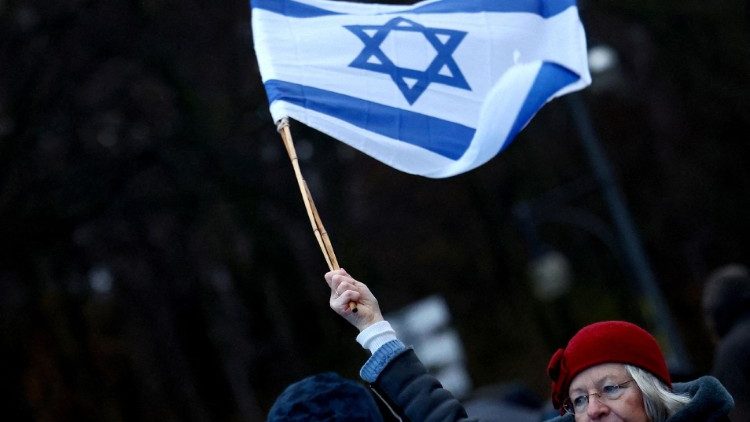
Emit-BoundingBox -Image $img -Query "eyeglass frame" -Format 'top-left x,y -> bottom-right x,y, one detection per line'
562,379 -> 635,414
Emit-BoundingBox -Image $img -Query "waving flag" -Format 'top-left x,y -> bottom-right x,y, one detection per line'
251,0 -> 591,178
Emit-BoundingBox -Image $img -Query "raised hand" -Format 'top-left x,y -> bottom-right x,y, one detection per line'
324,269 -> 384,332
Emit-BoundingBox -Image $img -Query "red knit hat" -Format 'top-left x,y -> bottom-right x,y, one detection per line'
546,321 -> 672,412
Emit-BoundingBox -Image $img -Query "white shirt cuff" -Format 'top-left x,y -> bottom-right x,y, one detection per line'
356,320 -> 398,354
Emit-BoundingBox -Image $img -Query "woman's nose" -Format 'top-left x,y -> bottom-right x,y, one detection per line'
586,394 -> 610,418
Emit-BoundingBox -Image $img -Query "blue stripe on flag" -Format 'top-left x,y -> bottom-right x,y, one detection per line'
250,0 -> 339,17
263,79 -> 475,160
251,0 -> 577,19
408,0 -> 576,18
505,62 -> 580,150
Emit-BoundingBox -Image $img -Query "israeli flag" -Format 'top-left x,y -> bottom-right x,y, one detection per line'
251,0 -> 591,178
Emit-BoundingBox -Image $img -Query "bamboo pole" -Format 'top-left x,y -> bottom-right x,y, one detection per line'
276,118 -> 357,312
303,180 -> 339,269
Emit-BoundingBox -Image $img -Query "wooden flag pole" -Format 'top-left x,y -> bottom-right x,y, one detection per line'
276,118 -> 333,269
302,180 -> 339,269
276,117 -> 357,312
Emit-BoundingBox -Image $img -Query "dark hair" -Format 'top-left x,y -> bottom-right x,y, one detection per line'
267,372 -> 384,422
703,264 -> 750,338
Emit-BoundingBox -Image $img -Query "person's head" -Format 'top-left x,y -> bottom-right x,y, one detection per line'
547,321 -> 689,421
267,371 -> 383,422
702,263 -> 750,339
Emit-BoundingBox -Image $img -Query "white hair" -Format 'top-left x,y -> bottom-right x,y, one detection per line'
625,365 -> 691,421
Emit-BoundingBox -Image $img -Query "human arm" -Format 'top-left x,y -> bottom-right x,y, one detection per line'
325,268 -> 406,377
324,269 -> 477,421
372,348 -> 478,421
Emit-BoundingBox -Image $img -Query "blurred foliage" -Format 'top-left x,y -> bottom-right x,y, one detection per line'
0,0 -> 748,420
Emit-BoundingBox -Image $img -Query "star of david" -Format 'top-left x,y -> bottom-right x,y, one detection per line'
345,17 -> 471,105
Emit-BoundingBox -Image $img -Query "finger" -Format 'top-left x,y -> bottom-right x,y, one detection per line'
330,275 -> 353,296
324,269 -> 346,288
335,280 -> 359,297
323,270 -> 337,287
326,275 -> 344,300
330,290 -> 360,311
337,275 -> 363,292
331,290 -> 360,312
324,271 -> 334,286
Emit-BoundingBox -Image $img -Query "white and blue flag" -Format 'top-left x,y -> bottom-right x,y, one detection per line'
251,0 -> 591,178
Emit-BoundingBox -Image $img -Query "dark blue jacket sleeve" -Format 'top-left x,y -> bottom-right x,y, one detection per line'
371,349 -> 478,422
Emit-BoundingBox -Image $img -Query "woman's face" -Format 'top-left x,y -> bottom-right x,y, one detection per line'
567,363 -> 649,422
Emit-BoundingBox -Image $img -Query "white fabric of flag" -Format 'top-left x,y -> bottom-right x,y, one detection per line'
251,0 -> 591,178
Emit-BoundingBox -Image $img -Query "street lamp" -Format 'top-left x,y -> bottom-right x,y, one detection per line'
564,90 -> 692,375
514,45 -> 692,376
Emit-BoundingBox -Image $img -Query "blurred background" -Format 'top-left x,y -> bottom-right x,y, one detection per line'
1,0 -> 748,420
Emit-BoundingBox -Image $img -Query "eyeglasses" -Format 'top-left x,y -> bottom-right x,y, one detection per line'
563,379 -> 634,414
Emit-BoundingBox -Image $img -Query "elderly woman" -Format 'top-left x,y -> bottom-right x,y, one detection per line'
545,320 -> 733,421
325,269 -> 734,422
